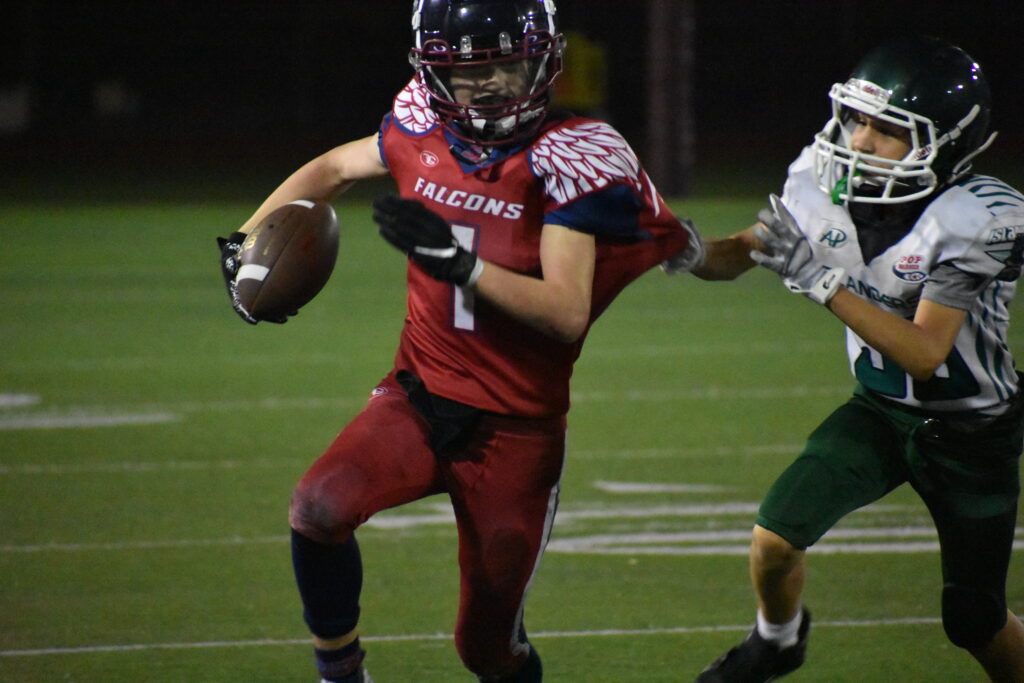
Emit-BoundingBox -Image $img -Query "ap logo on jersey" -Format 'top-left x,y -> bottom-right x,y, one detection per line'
819,227 -> 848,248
893,254 -> 927,283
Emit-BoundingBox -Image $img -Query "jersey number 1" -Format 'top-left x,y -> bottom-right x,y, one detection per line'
452,224 -> 477,332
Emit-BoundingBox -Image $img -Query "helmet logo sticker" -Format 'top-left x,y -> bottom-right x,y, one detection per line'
850,78 -> 890,105
893,254 -> 927,282
819,227 -> 848,248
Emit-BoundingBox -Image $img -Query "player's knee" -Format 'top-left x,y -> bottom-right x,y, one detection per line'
288,485 -> 352,544
751,525 -> 803,570
942,584 -> 1006,649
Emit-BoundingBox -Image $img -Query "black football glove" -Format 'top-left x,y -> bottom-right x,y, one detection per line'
372,195 -> 482,286
216,232 -> 260,324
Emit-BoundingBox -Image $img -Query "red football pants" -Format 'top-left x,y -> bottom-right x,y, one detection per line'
289,371 -> 566,676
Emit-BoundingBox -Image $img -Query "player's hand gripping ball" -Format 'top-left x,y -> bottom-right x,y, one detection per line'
217,200 -> 339,324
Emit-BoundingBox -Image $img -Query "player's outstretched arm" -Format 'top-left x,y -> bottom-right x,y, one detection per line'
691,226 -> 762,280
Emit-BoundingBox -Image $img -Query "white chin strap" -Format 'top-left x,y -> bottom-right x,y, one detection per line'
469,106 -> 541,139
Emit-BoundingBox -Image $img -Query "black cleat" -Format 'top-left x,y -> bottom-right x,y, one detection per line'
696,608 -> 811,682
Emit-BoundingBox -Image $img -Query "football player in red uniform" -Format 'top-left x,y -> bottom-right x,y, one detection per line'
217,1 -> 703,681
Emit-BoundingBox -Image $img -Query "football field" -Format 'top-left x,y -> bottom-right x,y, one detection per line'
2,191 -> 1023,682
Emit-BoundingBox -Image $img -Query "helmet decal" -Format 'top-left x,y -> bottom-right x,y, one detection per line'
848,78 -> 891,107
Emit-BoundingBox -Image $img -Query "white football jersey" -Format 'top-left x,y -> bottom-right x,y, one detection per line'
782,146 -> 1023,413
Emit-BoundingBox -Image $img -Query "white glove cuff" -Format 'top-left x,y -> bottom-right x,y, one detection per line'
807,267 -> 846,305
464,258 -> 485,288
660,219 -> 706,275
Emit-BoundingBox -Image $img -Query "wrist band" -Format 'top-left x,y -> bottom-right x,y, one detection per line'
465,258 -> 485,288
808,267 -> 846,305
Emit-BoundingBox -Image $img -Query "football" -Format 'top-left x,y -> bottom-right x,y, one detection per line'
235,199 -> 339,321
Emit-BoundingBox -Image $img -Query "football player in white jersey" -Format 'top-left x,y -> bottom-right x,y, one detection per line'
687,37 -> 1024,682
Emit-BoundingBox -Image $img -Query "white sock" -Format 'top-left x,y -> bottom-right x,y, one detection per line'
756,607 -> 802,648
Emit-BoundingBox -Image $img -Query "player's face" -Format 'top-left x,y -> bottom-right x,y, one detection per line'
849,111 -> 912,163
448,61 -> 531,107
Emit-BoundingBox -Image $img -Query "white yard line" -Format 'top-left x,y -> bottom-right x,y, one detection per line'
0,617 -> 945,658
571,385 -> 848,402
0,412 -> 179,430
0,445 -> 801,475
0,383 -> 848,432
4,341 -> 832,374
594,481 -> 729,493
0,457 -> 300,475
0,394 -> 41,409
2,535 -> 288,553
2,520 -> 968,555
585,340 -> 834,358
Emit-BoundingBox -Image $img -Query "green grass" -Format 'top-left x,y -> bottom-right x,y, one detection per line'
1,193 -> 1022,682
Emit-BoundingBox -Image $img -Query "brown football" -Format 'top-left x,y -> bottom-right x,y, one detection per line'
235,200 -> 339,321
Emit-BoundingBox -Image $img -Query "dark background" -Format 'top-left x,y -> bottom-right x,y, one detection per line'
3,1 -> 1021,198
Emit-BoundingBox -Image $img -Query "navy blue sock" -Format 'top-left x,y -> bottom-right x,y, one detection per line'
290,528 -> 363,639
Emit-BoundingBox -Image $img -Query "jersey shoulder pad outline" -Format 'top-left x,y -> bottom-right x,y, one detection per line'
392,77 -> 440,135
530,119 -> 643,206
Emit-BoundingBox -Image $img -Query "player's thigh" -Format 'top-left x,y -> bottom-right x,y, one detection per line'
447,414 -> 565,669
757,396 -> 908,548
915,412 -> 1024,591
448,414 -> 566,582
290,373 -> 444,540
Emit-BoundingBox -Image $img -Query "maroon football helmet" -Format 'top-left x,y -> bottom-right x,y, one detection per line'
409,0 -> 566,146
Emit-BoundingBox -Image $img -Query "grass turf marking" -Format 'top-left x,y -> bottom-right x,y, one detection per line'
0,617 -> 947,657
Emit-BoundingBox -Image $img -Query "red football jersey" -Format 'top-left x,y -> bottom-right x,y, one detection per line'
379,77 -> 690,417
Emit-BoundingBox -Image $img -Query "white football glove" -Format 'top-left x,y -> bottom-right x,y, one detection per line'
661,218 -> 706,274
750,194 -> 844,305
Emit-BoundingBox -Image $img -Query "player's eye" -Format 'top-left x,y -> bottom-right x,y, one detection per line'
842,107 -> 867,127
874,121 -> 911,144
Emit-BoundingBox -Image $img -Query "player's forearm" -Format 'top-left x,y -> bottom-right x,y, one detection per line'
825,288 -> 958,381
238,159 -> 353,234
471,261 -> 591,344
691,228 -> 760,280
239,136 -> 386,234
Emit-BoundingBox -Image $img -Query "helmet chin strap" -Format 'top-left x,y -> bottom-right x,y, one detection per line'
831,168 -> 924,206
467,105 -> 542,141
